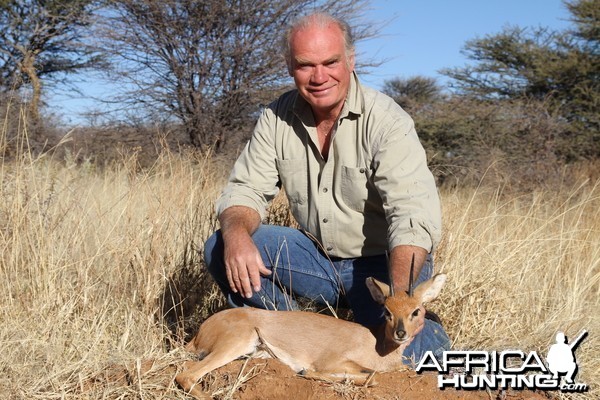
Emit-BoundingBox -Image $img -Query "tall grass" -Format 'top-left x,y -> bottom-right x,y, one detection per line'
0,118 -> 226,398
436,179 -> 599,396
0,118 -> 598,399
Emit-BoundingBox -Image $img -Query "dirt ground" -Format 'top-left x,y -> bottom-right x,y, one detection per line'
199,358 -> 550,400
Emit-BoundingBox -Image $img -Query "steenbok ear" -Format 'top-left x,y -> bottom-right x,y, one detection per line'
366,277 -> 391,305
413,274 -> 447,304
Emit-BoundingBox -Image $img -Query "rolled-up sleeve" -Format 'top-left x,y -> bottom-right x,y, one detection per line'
216,108 -> 280,220
371,115 -> 442,253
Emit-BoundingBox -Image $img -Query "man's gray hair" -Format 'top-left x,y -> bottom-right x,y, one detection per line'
282,12 -> 355,72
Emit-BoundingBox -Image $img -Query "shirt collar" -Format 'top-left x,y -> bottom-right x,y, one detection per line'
344,71 -> 365,117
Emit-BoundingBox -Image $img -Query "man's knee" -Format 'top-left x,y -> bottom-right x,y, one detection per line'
401,320 -> 450,367
203,230 -> 224,278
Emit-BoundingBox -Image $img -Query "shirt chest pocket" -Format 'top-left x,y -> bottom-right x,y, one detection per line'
276,158 -> 308,205
341,166 -> 370,212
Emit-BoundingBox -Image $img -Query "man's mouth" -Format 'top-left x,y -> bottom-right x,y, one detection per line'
308,86 -> 334,96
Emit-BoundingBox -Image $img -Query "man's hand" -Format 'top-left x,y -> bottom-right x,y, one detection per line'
223,230 -> 271,298
219,206 -> 271,298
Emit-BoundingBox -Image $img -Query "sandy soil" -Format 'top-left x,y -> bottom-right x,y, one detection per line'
200,358 -> 550,400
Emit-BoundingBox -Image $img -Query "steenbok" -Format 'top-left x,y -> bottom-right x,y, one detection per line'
175,271 -> 447,398
175,268 -> 446,398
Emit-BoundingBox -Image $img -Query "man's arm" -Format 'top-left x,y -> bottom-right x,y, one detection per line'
388,245 -> 428,293
388,245 -> 428,335
218,206 -> 271,298
368,96 -> 440,335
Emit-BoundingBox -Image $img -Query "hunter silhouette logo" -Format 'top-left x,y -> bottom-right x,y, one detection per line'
546,330 -> 588,386
416,329 -> 589,392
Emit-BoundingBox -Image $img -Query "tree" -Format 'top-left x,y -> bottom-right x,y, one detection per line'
566,0 -> 600,45
441,0 -> 599,159
100,0 -> 379,151
0,0 -> 105,122
382,76 -> 444,109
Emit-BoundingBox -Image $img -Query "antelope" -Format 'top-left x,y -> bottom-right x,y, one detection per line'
175,265 -> 447,398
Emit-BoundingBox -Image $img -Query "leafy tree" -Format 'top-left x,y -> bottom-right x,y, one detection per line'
566,0 -> 600,44
100,0 -> 379,151
382,76 -> 444,109
0,0 -> 105,122
441,0 -> 599,159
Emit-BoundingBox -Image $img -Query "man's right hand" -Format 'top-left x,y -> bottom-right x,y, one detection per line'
218,206 -> 271,298
223,230 -> 271,298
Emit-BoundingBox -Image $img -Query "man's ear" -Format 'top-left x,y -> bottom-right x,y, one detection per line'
347,52 -> 355,72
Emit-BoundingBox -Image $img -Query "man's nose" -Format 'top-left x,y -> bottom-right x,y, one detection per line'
311,65 -> 327,84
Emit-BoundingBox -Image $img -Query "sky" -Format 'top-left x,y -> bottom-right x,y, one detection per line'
357,0 -> 573,88
50,0 -> 574,125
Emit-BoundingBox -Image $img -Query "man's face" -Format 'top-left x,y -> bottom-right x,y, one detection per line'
289,23 -> 355,119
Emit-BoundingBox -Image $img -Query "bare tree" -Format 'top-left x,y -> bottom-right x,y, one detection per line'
0,0 -> 105,123
100,0 -> 378,151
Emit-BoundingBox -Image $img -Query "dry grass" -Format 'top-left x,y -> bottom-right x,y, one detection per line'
0,118 -> 227,398
0,117 -> 598,399
435,178 -> 599,399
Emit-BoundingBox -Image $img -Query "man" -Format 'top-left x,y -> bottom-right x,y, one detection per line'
204,12 -> 449,364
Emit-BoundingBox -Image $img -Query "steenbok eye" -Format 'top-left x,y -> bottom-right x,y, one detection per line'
412,309 -> 420,318
384,309 -> 392,320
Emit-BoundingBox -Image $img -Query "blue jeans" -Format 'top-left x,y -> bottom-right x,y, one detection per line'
203,224 -> 450,366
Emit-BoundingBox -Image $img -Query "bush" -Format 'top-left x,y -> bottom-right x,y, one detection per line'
407,96 -> 573,188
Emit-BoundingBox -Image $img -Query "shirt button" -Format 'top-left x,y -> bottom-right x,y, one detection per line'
359,168 -> 366,173
326,246 -> 333,251
323,187 -> 328,193
322,218 -> 328,223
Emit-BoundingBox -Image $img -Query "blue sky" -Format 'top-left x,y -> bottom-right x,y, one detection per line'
357,0 -> 573,88
50,0 -> 574,124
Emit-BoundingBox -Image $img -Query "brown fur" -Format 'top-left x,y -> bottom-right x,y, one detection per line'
175,274 -> 446,398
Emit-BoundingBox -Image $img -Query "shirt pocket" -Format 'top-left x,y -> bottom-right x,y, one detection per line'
276,158 -> 308,205
341,166 -> 369,212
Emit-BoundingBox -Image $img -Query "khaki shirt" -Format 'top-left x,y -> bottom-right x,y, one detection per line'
217,73 -> 441,258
